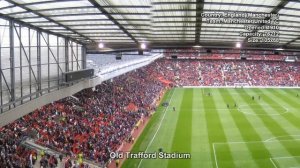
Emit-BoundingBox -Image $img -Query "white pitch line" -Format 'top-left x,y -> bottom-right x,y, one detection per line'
179,108 -> 236,111
213,139 -> 300,145
137,89 -> 176,168
212,143 -> 219,168
272,156 -> 300,160
237,104 -> 290,116
214,141 -> 300,168
237,111 -> 289,116
270,158 -> 279,168
264,135 -> 300,142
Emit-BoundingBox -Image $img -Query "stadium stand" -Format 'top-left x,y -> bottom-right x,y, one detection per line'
1,0 -> 300,167
1,56 -> 299,167
0,55 -> 300,167
150,59 -> 299,87
0,65 -> 165,167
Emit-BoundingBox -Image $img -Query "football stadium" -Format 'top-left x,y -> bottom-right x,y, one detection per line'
0,0 -> 299,168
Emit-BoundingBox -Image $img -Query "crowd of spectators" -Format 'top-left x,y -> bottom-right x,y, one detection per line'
0,125 -> 36,167
149,59 -> 300,87
146,59 -> 201,86
0,66 -> 164,167
245,61 -> 299,86
199,60 -> 226,86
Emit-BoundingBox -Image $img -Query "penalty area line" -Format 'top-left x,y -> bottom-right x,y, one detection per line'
270,158 -> 279,168
212,143 -> 219,168
137,89 -> 176,168
264,135 -> 300,142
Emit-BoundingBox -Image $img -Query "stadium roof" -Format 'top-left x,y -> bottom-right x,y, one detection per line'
1,0 -> 300,50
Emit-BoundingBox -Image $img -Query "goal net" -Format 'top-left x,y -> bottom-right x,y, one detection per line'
234,83 -> 250,88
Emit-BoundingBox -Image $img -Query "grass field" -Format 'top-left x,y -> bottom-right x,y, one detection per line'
122,88 -> 300,168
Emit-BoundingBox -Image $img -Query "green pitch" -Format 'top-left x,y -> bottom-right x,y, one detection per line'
122,88 -> 300,168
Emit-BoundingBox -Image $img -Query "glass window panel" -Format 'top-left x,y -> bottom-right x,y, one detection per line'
279,22 -> 300,27
40,7 -> 98,16
29,29 -> 37,46
279,9 -> 300,16
31,22 -> 58,27
285,1 -> 300,9
105,7 -> 150,14
200,38 -> 242,41
92,39 -> 133,42
205,4 -> 273,13
14,27 -> 21,47
10,13 -> 38,18
0,19 -> 9,26
40,47 -> 48,65
100,0 -> 151,6
14,67 -> 21,99
280,16 -> 300,22
279,31 -> 298,35
21,17 -> 49,23
50,30 -> 73,34
77,29 -> 123,33
49,35 -> 57,46
58,37 -> 65,46
40,33 -> 48,47
20,26 -> 29,46
118,20 -> 150,25
153,17 -> 196,22
83,33 -> 128,37
0,1 -> 12,8
68,25 -> 119,29
0,27 -> 10,47
205,0 -> 276,5
1,6 -> 26,14
18,0 -> 56,4
62,20 -> 114,25
114,14 -> 149,20
21,47 -> 29,67
91,37 -> 131,40
52,15 -> 108,21
27,1 -> 92,10
201,31 -> 238,35
1,48 -> 10,70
